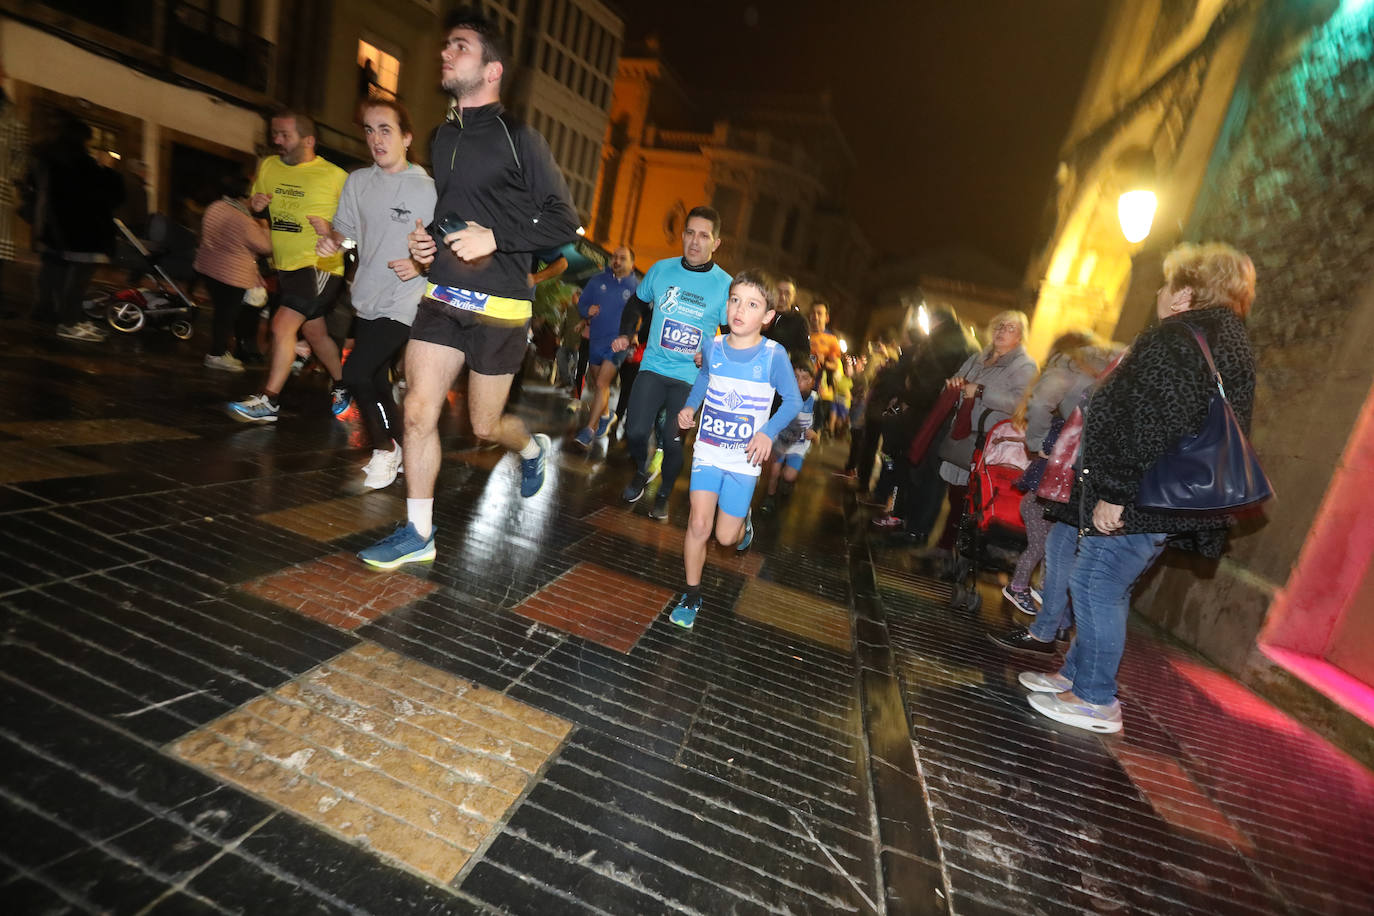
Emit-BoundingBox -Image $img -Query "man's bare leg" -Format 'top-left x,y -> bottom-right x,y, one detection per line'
300,315 -> 344,382
402,340 -> 466,503
584,360 -> 617,433
263,307 -> 307,397
467,370 -> 528,449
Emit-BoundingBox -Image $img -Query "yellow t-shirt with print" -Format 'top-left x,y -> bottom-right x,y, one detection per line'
251,155 -> 346,275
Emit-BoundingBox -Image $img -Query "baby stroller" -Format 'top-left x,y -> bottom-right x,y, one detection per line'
83,217 -> 199,339
947,419 -> 1031,614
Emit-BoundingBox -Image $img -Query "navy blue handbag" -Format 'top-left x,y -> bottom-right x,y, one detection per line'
1136,326 -> 1273,513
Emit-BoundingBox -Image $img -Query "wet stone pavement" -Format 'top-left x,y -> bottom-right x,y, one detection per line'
0,317 -> 1372,914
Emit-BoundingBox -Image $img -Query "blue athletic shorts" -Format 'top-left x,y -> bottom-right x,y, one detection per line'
588,338 -> 629,368
834,403 -> 850,423
689,461 -> 758,518
776,452 -> 805,471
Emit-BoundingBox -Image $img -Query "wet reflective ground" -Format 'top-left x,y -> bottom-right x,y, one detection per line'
1,315 -> 1371,914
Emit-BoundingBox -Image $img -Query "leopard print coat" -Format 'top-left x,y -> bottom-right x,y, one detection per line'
1047,306 -> 1256,557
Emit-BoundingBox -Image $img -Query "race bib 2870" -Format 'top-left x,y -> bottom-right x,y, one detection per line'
659,318 -> 702,354
698,405 -> 753,449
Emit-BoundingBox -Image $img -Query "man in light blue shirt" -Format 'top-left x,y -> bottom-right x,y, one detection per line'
612,206 -> 731,521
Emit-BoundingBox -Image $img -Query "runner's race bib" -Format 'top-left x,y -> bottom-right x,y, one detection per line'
698,405 -> 754,450
659,318 -> 703,354
430,284 -> 491,313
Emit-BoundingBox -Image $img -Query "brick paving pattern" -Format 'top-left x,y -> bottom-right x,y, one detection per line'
0,326 -> 1370,913
511,561 -> 676,653
239,551 -> 439,630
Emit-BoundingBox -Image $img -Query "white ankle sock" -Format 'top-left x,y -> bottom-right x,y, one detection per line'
407,498 -> 434,538
518,437 -> 541,459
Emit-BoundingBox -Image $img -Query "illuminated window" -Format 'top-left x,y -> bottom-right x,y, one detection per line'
358,40 -> 400,100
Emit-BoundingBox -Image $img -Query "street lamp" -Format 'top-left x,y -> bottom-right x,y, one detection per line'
1114,147 -> 1157,243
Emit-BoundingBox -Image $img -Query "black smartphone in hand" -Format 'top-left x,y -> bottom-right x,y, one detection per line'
436,213 -> 468,237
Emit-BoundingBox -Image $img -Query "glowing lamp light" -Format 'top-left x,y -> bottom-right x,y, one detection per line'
839,338 -> 848,354
917,303 -> 931,336
108,150 -> 122,161
575,226 -> 586,236
1118,189 -> 1157,243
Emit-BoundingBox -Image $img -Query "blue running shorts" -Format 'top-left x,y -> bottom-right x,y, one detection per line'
588,338 -> 629,368
689,461 -> 757,518
776,452 -> 805,472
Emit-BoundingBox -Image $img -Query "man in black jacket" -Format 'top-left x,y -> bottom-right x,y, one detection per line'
359,7 -> 579,569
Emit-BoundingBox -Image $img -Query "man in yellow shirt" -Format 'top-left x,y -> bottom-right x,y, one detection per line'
228,111 -> 348,423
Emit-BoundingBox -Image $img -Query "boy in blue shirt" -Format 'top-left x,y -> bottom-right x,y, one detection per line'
612,206 -> 732,521
668,269 -> 802,629
762,357 -> 819,513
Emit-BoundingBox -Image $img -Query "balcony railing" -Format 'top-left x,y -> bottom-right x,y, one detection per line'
166,0 -> 273,93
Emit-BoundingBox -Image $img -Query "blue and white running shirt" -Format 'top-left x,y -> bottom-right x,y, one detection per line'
636,258 -> 732,384
685,335 -> 802,476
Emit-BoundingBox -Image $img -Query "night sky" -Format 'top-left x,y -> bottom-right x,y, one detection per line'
617,0 -> 1109,276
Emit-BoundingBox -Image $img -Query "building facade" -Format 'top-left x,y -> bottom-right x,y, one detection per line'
0,0 -> 620,237
1026,0 -> 1374,765
589,51 -> 873,328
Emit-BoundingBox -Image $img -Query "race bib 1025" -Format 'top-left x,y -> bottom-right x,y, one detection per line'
659,317 -> 702,354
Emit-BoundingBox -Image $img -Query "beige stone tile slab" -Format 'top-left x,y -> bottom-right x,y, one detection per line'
256,493 -> 405,542
0,418 -> 196,445
169,642 -> 571,887
733,578 -> 853,652
0,443 -> 111,483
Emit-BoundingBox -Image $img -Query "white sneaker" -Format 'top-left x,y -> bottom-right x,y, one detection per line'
204,353 -> 245,373
57,321 -> 107,341
362,446 -> 402,489
1018,671 -> 1073,693
1028,692 -> 1123,733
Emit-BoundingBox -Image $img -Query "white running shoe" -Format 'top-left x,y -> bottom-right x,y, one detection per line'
57,321 -> 108,342
1018,671 -> 1073,693
1028,692 -> 1123,733
204,353 -> 245,373
362,446 -> 403,489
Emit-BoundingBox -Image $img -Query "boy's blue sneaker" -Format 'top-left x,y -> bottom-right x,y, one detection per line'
330,384 -> 353,417
358,522 -> 436,569
594,413 -> 611,438
573,426 -> 594,449
736,510 -> 754,551
520,433 -> 552,497
669,593 -> 702,629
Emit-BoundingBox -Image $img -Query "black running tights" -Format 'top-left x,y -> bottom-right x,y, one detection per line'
343,316 -> 410,447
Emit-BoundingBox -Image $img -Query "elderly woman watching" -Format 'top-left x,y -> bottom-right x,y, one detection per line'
924,310 -> 1037,554
1019,242 -> 1258,734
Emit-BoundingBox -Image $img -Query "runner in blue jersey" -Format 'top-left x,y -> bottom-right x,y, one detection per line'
572,245 -> 636,448
666,269 -> 801,629
612,206 -> 732,521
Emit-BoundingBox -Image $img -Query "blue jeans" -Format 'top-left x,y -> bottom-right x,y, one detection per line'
1029,522 -> 1079,642
1056,529 -> 1168,705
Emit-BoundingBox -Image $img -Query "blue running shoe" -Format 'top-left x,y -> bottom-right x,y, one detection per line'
736,509 -> 754,552
520,433 -> 551,497
227,394 -> 279,423
573,426 -> 594,449
331,384 -> 353,417
594,413 -> 611,438
669,593 -> 701,629
358,522 -> 436,569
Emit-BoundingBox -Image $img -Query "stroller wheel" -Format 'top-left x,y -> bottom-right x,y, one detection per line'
170,320 -> 194,340
107,301 -> 145,334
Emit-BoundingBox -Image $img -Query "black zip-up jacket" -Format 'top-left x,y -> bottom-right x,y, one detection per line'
427,102 -> 578,300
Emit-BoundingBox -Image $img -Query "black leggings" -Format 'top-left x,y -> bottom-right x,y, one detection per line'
203,276 -> 254,356
626,369 -> 691,491
342,316 -> 410,447
614,359 -> 640,428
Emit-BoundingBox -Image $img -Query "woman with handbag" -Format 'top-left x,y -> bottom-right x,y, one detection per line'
913,311 -> 1036,555
1016,242 -> 1259,734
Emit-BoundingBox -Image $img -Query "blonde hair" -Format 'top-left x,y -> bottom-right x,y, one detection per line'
1163,242 -> 1256,318
985,310 -> 1029,354
1011,329 -> 1103,431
